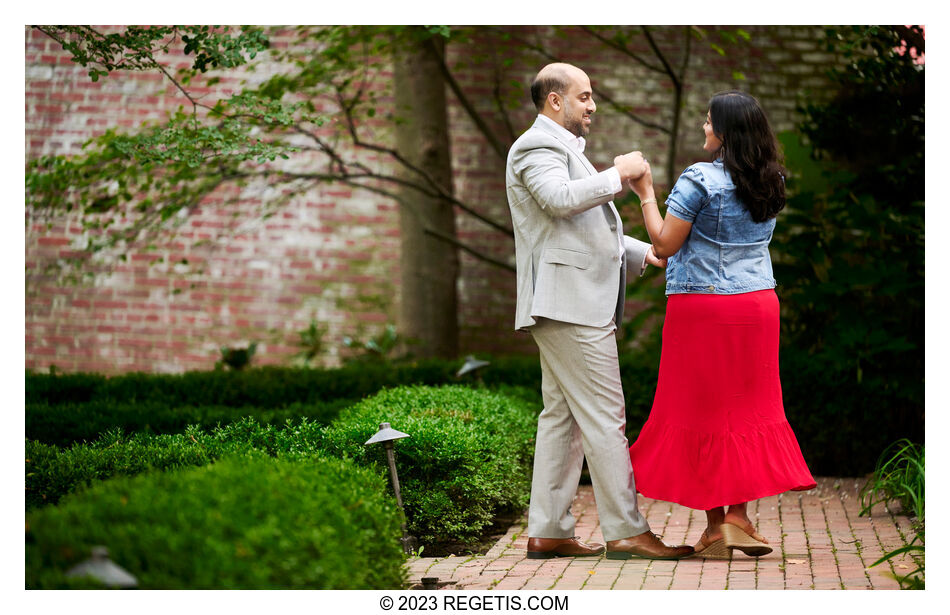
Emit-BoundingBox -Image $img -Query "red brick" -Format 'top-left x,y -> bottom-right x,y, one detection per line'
36,236 -> 70,247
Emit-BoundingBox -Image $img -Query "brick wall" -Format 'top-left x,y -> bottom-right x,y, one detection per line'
25,25 -> 844,373
446,25 -> 843,356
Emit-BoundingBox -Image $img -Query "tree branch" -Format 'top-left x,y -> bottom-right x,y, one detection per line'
431,39 -> 509,161
641,26 -> 681,89
154,62 -> 205,113
33,24 -> 518,261
579,26 -> 665,74
592,86 -> 671,135
506,29 -> 670,134
424,228 -> 515,272
679,26 -> 694,77
236,168 -> 515,273
333,99 -> 514,236
491,65 -> 518,145
235,154 -> 516,240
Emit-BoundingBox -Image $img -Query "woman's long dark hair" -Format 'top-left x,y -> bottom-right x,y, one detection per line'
709,91 -> 786,222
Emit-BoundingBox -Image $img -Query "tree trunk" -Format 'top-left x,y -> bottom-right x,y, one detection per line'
393,33 -> 459,359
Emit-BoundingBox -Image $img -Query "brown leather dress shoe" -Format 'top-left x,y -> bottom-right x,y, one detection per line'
526,536 -> 606,559
605,532 -> 695,560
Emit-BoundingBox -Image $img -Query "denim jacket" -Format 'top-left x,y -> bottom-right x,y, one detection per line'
664,160 -> 777,295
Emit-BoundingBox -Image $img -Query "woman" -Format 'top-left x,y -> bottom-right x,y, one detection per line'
628,91 -> 815,559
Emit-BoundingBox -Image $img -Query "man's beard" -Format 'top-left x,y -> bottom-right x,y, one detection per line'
563,108 -> 589,137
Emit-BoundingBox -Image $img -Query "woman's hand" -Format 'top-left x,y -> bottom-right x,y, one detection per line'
627,161 -> 654,201
646,244 -> 667,269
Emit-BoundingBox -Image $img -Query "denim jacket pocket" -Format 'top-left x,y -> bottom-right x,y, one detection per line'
543,247 -> 591,270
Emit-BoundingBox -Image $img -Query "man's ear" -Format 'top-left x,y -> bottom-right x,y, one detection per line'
547,92 -> 561,112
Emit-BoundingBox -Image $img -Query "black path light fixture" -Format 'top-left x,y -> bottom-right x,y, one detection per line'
65,546 -> 138,588
365,422 -> 418,555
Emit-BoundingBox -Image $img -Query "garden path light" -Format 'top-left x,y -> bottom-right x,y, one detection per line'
65,546 -> 138,588
456,355 -> 490,380
365,422 -> 418,555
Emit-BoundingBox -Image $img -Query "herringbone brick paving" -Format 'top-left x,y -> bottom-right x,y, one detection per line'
408,477 -> 918,590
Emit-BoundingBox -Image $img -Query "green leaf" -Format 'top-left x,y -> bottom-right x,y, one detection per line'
869,543 -> 924,568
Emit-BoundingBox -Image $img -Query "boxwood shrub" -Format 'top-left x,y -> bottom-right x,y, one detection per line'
26,338 -> 925,477
25,358 -> 545,447
26,398 -> 353,447
27,383 -> 541,523
26,418 -> 327,510
26,357 -> 546,406
320,385 -> 538,548
26,454 -> 407,589
25,362 -> 462,407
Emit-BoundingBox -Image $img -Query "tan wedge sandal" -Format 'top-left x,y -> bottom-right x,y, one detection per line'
691,529 -> 731,560
721,522 -> 772,557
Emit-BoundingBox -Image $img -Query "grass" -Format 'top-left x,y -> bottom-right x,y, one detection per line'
859,438 -> 924,589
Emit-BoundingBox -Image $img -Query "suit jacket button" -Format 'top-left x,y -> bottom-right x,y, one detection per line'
609,224 -> 617,231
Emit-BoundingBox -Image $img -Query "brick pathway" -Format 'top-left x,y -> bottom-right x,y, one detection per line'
407,477 -> 919,590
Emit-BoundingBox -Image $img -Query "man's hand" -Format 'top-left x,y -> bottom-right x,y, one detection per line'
645,245 -> 667,269
613,151 -> 647,182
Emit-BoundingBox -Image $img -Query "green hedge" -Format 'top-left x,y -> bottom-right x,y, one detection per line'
27,385 -> 540,552
28,385 -> 540,551
25,359 -> 541,446
777,351 -> 924,477
321,385 -> 537,547
26,454 -> 407,589
26,418 -> 326,510
27,358 -> 543,406
28,344 -> 904,477
26,399 -> 353,448
26,362 -> 458,406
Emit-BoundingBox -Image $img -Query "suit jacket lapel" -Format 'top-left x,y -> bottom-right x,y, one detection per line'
531,118 -> 619,227
531,118 -> 598,176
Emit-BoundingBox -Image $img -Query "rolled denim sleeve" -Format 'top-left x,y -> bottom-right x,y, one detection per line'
665,165 -> 708,223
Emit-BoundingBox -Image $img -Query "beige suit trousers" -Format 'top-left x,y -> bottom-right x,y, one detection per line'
527,317 -> 650,542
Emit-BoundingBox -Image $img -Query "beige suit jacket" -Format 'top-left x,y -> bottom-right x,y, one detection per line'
506,117 -> 650,331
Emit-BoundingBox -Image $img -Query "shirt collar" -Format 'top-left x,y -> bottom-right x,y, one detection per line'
537,114 -> 586,153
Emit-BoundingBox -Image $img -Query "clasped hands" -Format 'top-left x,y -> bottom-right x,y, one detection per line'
614,151 -> 665,269
613,150 -> 654,197
613,151 -> 648,183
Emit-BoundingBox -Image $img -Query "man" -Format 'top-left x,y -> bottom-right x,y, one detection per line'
506,63 -> 693,560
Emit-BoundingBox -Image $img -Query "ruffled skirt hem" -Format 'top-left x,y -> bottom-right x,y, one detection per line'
629,417 -> 816,510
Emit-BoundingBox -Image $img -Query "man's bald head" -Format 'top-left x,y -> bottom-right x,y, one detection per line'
530,63 -> 584,112
529,63 -> 596,137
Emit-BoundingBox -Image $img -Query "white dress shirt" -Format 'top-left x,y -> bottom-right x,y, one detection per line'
535,114 -> 623,192
535,114 -> 625,259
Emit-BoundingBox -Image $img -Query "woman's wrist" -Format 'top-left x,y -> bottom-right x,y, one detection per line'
639,193 -> 657,207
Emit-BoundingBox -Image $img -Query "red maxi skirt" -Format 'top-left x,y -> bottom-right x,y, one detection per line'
629,289 -> 815,510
